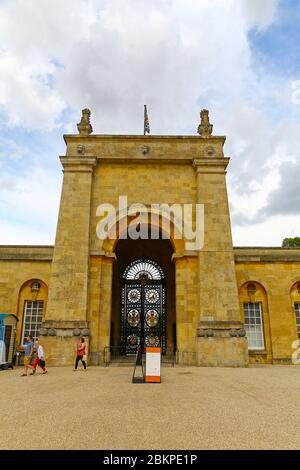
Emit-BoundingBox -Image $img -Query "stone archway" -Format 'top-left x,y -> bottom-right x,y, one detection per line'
111,237 -> 176,354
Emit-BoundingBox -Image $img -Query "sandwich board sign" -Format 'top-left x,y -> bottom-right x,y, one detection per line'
145,347 -> 161,383
132,347 -> 144,383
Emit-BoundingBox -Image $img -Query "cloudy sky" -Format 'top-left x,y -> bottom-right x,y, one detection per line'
0,0 -> 300,246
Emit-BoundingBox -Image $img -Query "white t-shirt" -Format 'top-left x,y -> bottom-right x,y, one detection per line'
37,345 -> 44,359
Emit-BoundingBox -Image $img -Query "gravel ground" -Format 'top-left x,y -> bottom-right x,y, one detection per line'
0,365 -> 300,450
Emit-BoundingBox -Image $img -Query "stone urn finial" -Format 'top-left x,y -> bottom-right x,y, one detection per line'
77,108 -> 93,135
197,109 -> 213,137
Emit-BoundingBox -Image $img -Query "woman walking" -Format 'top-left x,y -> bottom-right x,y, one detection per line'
31,340 -> 47,375
73,337 -> 87,371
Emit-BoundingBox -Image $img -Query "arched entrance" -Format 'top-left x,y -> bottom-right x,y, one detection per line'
111,237 -> 175,355
121,259 -> 166,354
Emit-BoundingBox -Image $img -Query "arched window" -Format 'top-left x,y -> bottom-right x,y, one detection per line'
18,279 -> 47,346
291,282 -> 300,339
243,302 -> 264,350
240,282 -> 268,351
22,300 -> 44,345
295,303 -> 300,339
123,259 -> 164,281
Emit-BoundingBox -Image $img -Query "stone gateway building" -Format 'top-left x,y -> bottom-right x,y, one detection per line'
1,109 -> 300,367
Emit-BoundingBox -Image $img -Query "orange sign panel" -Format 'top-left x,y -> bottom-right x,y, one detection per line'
145,347 -> 161,383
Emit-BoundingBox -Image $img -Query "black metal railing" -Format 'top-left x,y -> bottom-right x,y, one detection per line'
103,346 -> 177,367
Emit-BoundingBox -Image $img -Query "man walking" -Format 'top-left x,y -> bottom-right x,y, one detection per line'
21,335 -> 34,376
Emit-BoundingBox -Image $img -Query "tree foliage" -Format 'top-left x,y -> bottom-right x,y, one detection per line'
282,237 -> 300,247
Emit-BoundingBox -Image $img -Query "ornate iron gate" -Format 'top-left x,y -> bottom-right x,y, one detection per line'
121,259 -> 166,354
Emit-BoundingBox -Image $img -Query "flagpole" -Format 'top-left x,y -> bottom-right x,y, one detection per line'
144,104 -> 150,135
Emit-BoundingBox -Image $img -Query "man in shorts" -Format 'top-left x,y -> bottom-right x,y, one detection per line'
21,335 -> 34,376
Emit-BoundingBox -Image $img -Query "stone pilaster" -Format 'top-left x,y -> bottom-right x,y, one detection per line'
193,155 -> 248,366
42,156 -> 96,364
88,253 -> 115,365
173,254 -> 198,365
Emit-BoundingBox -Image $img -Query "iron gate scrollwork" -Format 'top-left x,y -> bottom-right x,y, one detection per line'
121,259 -> 166,354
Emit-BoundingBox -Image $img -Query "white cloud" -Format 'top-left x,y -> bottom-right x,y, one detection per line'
0,137 -> 27,162
0,219 -> 54,245
0,0 -> 278,132
0,167 -> 61,244
242,0 -> 278,31
0,53 -> 65,130
221,104 -> 300,229
2,0 -> 300,247
232,214 -> 300,247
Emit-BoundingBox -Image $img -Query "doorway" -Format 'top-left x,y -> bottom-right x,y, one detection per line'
121,259 -> 165,354
111,237 -> 175,354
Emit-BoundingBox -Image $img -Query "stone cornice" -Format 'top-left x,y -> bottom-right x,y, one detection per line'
63,134 -> 227,144
172,251 -> 199,260
0,255 -> 52,261
198,320 -> 244,329
59,156 -> 97,173
234,252 -> 300,263
97,156 -> 194,165
193,157 -> 230,173
90,250 -> 117,260
234,247 -> 300,262
60,155 -> 230,166
1,245 -> 299,263
63,135 -> 227,162
0,246 -> 54,261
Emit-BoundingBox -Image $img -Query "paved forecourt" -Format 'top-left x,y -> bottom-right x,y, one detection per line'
1,365 -> 300,450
